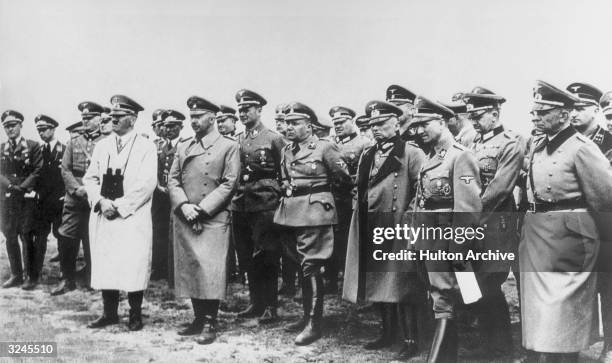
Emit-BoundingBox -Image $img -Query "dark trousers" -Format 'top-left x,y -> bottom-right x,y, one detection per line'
325,200 -> 351,285
151,189 -> 170,279
101,290 -> 144,316
57,196 -> 91,282
233,211 -> 281,308
2,196 -> 37,278
33,200 -> 63,280
191,298 -> 220,321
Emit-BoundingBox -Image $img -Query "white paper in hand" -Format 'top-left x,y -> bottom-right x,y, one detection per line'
455,271 -> 482,304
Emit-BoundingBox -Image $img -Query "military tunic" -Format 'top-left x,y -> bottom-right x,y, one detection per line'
168,131 -> 240,299
413,140 -> 482,319
274,135 -> 351,276
34,140 -> 66,279
329,132 -> 372,285
0,137 -> 43,278
471,126 -> 524,277
151,136 -> 183,281
343,137 -> 426,303
520,126 -> 612,352
59,131 -> 105,240
454,124 -> 478,148
230,124 -> 285,276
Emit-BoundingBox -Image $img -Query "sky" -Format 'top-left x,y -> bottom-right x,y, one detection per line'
1,0 -> 612,143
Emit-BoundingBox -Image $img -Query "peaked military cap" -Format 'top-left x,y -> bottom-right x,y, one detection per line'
1,110 -> 24,125
386,85 -> 417,105
109,95 -> 144,115
411,96 -> 455,125
34,114 -> 59,129
533,80 -> 580,110
365,100 -> 403,125
187,96 -> 220,115
313,118 -> 333,131
163,109 -> 186,124
66,121 -> 83,132
566,82 -> 602,107
462,86 -> 506,114
284,101 -> 319,124
354,115 -> 370,128
600,91 -> 612,115
440,101 -> 467,115
152,109 -> 166,125
329,106 -> 356,123
78,101 -> 106,117
235,89 -> 267,108
216,105 -> 238,120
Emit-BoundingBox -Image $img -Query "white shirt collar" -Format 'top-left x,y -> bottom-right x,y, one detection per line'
117,129 -> 136,145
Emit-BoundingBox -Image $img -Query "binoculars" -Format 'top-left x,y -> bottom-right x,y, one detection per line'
101,168 -> 124,200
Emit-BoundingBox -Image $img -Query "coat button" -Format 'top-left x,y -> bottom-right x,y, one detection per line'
393,185 -> 398,189
546,186 -> 551,190
393,196 -> 397,200
394,172 -> 398,177
392,207 -> 396,212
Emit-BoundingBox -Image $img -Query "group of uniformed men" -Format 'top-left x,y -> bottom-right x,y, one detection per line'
2,80 -> 612,362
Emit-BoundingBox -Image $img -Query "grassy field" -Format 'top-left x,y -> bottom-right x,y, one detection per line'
0,237 -> 605,362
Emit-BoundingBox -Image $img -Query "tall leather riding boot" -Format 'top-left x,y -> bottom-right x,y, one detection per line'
395,303 -> 419,359
238,267 -> 263,318
280,251 -> 297,296
535,352 -> 578,363
427,318 -> 457,363
3,235 -> 24,287
295,274 -> 323,345
50,236 -> 78,295
58,236 -> 78,281
286,276 -> 312,332
33,232 -> 48,281
178,298 -> 205,335
469,291 -> 512,358
258,262 -> 279,324
324,262 -> 338,294
196,299 -> 220,345
127,291 -> 144,331
88,290 -> 119,328
363,303 -> 393,350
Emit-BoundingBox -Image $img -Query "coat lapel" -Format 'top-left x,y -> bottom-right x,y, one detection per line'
357,146 -> 376,203
369,138 -> 405,187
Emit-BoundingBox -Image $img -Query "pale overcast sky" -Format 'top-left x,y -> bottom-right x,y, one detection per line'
1,0 -> 612,142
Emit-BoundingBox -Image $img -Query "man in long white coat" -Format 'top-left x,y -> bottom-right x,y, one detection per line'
83,95 -> 157,331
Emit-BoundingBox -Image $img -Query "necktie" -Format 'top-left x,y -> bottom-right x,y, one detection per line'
117,137 -> 123,152
292,142 -> 300,155
43,143 -> 51,161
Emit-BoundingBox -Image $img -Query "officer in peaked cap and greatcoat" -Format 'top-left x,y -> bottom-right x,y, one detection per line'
342,100 -> 428,360
168,96 -> 240,344
519,81 -> 612,362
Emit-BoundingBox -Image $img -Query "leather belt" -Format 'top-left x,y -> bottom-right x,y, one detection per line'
73,171 -> 86,178
420,199 -> 453,210
239,169 -> 276,183
285,184 -> 331,197
528,199 -> 586,213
